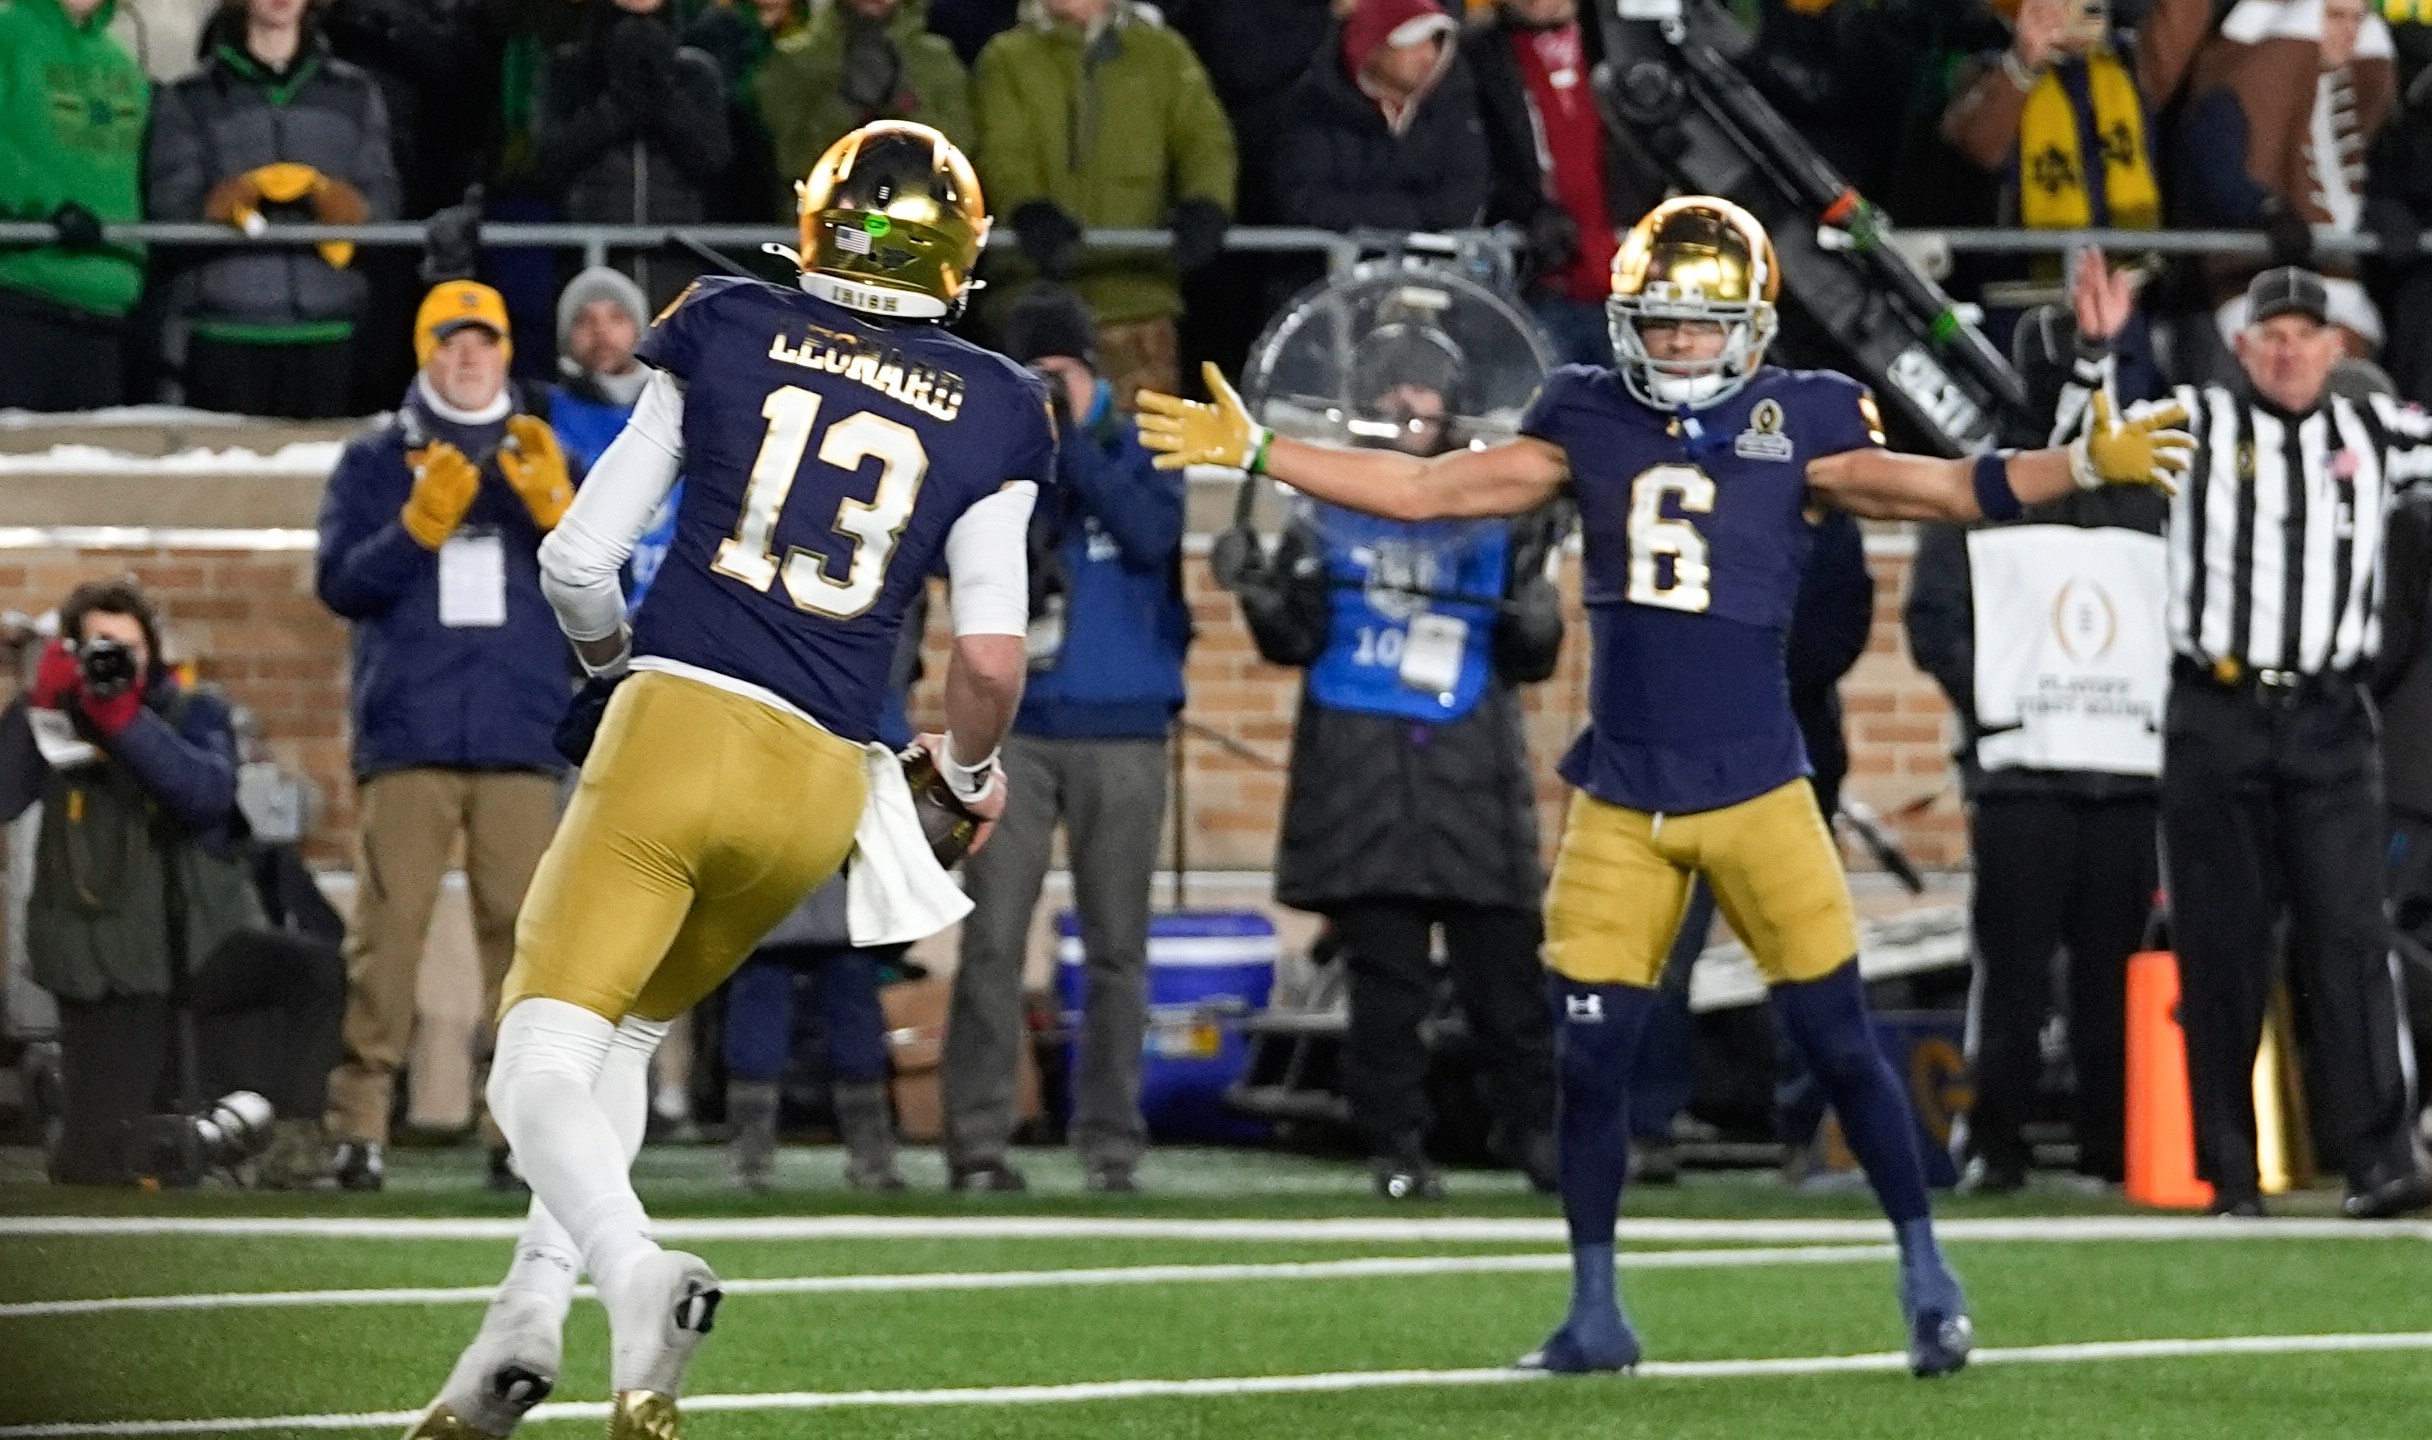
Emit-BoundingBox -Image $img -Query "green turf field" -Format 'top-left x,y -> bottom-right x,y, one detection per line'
4,1145 -> 2430,1438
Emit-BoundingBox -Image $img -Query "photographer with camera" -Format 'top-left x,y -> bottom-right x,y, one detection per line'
0,578 -> 343,1187
940,285 -> 1191,1195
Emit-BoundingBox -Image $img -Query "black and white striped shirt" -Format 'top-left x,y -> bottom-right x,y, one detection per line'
2058,359 -> 2432,677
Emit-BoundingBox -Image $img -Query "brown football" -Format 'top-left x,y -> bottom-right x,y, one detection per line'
901,746 -> 984,868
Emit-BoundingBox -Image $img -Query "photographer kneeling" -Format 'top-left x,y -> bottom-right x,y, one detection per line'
0,579 -> 343,1187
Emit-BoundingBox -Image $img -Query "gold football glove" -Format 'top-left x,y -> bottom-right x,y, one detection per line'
400,441 -> 480,550
2072,388 -> 2195,495
1135,361 -> 1270,473
500,414 -> 574,531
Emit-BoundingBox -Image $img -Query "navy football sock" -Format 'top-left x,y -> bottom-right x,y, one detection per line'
1551,978 -> 1655,1254
1770,962 -> 1934,1227
1535,977 -> 1656,1368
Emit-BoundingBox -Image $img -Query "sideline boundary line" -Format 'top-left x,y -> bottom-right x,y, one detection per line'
4,1214 -> 2427,1243
6,1331 -> 2429,1436
0,1244 -> 1894,1320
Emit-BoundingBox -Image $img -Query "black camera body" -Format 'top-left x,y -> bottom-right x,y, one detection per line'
77,636 -> 139,698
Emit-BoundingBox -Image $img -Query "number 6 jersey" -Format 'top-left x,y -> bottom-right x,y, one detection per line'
1519,363 -> 1882,816
629,274 -> 1056,741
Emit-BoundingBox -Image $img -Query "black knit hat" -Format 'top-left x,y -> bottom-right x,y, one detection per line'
1002,285 -> 1099,369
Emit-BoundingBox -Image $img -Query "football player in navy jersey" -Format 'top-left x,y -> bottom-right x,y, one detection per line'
1140,196 -> 2193,1380
403,122 -> 1051,1440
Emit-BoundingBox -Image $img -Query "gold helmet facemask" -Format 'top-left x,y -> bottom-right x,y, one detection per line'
785,120 -> 989,321
1607,196 -> 1780,411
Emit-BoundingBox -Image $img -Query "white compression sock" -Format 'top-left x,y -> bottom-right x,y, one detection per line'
499,1013 -> 668,1307
489,999 -> 663,1296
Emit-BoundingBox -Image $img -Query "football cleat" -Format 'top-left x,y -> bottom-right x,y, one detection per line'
1516,1310 -> 1642,1375
1906,1307 -> 1975,1379
1899,1258 -> 1974,1378
606,1390 -> 682,1440
1370,1154 -> 1446,1202
604,1251 -> 723,1437
403,1290 -> 562,1438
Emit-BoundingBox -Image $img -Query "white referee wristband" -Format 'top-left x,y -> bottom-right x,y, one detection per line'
939,736 -> 999,803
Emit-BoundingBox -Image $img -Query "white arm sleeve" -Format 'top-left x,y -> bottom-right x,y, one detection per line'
943,481 -> 1037,637
538,369 -> 686,643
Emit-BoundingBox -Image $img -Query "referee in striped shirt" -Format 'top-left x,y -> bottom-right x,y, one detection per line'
2068,255 -> 2432,1219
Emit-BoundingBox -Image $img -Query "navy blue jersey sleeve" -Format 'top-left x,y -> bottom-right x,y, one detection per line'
1519,365 -> 1595,448
636,275 -> 756,382
1794,371 -> 1888,458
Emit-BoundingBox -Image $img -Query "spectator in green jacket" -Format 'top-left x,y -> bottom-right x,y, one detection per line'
973,0 -> 1237,408
756,0 -> 971,213
0,0 -> 148,410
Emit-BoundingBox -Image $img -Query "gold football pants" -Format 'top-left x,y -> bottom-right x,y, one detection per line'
1544,778 -> 1860,988
499,670 -> 868,1024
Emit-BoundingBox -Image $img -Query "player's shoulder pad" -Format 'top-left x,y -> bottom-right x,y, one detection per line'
656,272 -> 768,320
1539,363 -> 1609,404
1520,363 -> 1608,433
1771,366 -> 1886,444
932,327 -> 1050,397
637,274 -> 786,379
940,332 -> 1056,427
647,273 -> 797,338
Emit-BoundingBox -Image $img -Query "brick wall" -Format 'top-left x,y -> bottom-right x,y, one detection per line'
0,538 -> 1966,875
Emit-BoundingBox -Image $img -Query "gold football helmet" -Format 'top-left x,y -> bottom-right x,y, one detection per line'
1608,196 -> 1780,410
793,121 -> 988,321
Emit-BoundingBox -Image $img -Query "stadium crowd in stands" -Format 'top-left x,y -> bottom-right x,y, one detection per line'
13,0 -> 2432,419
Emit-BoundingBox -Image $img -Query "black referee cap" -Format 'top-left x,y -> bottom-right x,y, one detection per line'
2245,266 -> 2330,326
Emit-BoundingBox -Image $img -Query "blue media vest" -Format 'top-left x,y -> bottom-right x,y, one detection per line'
1304,503 -> 1509,724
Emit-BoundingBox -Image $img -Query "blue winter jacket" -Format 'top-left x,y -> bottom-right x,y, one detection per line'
316,387 -> 575,778
1015,393 -> 1191,739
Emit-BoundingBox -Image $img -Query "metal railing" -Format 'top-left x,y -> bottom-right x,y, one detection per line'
0,219 -> 2386,269
0,221 -> 1464,278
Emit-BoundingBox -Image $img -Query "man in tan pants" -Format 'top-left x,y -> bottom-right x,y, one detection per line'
313,281 -> 580,1190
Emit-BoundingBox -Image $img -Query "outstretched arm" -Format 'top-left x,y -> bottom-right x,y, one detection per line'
1137,362 -> 1569,521
1808,389 -> 2193,522
1808,447 -> 2076,522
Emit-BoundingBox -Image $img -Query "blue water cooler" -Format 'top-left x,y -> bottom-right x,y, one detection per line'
1055,910 -> 1276,1142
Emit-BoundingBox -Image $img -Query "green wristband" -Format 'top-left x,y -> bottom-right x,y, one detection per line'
1247,426 -> 1274,476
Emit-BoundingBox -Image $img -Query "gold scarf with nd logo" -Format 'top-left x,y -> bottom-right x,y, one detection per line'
2018,50 -> 2161,230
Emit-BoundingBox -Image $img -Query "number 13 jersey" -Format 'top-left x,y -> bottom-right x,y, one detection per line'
1519,363 -> 1883,815
631,275 -> 1055,742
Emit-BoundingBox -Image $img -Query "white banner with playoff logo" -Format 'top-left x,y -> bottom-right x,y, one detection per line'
1968,524 -> 2168,777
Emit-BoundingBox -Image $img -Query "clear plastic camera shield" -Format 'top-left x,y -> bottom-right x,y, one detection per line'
1239,260 -> 1556,453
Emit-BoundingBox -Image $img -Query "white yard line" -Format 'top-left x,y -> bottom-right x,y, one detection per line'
4,1214 -> 2428,1243
5,1331 -> 2429,1437
0,1244 -> 1896,1320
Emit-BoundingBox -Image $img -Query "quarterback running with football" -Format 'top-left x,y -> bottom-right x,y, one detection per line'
1137,197 -> 2193,1378
403,122 -> 1050,1439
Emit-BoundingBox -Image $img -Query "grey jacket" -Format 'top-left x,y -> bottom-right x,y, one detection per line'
146,33 -> 400,330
